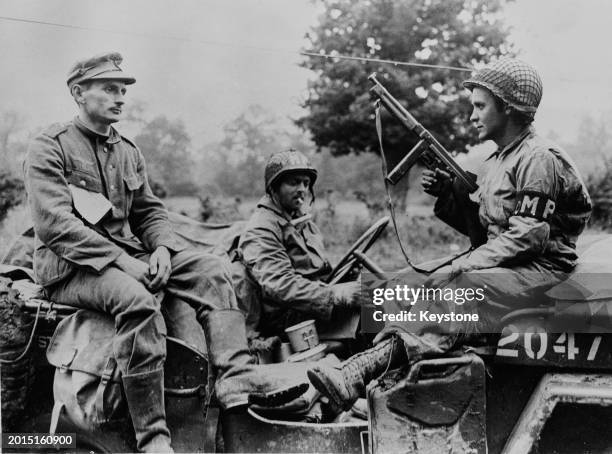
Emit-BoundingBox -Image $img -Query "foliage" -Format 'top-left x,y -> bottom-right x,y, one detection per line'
0,110 -> 27,171
564,112 -> 612,175
199,195 -> 243,223
563,111 -> 612,229
298,0 -> 515,162
313,200 -> 470,270
198,105 -> 316,198
133,116 -> 198,196
586,160 -> 612,229
149,178 -> 168,199
311,148 -> 385,198
0,170 -> 24,223
196,103 -> 396,202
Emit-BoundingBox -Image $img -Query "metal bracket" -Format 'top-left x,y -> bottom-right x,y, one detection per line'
502,373 -> 612,454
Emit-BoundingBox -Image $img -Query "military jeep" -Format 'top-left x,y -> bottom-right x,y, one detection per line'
1,219 -> 612,453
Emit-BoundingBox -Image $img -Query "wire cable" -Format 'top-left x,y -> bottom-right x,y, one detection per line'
300,51 -> 472,72
0,14 -> 472,72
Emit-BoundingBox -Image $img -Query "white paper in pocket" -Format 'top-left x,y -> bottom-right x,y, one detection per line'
68,184 -> 112,225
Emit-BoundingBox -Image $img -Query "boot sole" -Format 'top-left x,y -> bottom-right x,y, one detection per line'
248,383 -> 309,407
307,369 -> 353,412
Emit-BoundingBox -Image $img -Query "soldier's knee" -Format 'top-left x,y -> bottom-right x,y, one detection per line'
170,251 -> 238,311
113,282 -> 161,321
193,252 -> 233,277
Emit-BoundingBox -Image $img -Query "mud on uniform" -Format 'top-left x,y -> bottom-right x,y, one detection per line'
24,117 -> 238,375
237,194 -> 335,336
379,126 -> 592,359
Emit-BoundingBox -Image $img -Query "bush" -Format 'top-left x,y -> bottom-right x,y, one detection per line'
586,161 -> 612,229
149,178 -> 168,199
198,196 -> 243,223
315,200 -> 469,272
0,170 -> 24,223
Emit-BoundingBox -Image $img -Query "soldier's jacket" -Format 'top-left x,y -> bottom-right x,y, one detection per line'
435,126 -> 592,272
24,117 -> 184,287
238,195 -> 334,325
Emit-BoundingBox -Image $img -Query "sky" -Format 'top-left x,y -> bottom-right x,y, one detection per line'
1,0 -> 611,149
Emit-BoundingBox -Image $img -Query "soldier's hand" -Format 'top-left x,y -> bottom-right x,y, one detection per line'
346,262 -> 363,281
115,252 -> 151,288
421,168 -> 451,197
148,246 -> 172,292
331,281 -> 368,309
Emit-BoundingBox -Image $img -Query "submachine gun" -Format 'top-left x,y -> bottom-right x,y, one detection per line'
368,73 -> 478,193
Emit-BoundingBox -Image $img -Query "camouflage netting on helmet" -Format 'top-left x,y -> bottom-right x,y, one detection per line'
264,149 -> 318,192
463,58 -> 543,117
0,277 -> 35,432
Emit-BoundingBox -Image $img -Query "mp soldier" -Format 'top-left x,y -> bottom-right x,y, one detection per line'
307,58 -> 592,411
24,52 -> 308,453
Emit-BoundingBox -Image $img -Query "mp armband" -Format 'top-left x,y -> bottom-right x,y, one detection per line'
514,191 -> 556,221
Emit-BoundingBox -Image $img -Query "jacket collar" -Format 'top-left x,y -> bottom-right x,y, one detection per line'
74,116 -> 122,145
485,125 -> 534,161
257,194 -> 310,224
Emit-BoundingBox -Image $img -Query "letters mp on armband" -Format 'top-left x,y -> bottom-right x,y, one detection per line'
514,191 -> 556,221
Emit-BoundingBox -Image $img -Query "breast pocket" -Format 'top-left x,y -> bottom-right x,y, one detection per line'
123,174 -> 144,210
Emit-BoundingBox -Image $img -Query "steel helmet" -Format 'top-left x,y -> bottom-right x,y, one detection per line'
463,58 -> 543,117
264,149 -> 318,192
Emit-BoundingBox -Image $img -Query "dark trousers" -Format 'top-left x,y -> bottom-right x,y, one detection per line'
49,250 -> 238,375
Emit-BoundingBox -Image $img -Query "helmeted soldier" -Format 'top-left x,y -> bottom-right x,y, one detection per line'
237,149 -> 365,337
307,58 -> 592,411
24,52 -> 309,453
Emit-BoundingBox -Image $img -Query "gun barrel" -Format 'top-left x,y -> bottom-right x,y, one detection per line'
369,73 -> 478,193
369,79 -> 421,132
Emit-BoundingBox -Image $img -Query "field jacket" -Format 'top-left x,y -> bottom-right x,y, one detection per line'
238,195 -> 334,324
435,126 -> 592,272
24,117 -> 184,287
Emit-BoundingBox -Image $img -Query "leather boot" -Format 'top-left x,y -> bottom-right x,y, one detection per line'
202,309 -> 309,409
307,336 -> 405,411
122,369 -> 173,453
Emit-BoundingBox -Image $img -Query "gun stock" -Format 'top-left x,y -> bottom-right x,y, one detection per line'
369,74 -> 478,193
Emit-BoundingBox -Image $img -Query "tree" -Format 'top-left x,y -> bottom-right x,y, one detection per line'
0,110 -> 28,173
134,116 -> 197,196
199,105 -> 315,198
298,0 -> 516,184
0,110 -> 28,216
0,169 -> 24,222
565,111 -> 612,229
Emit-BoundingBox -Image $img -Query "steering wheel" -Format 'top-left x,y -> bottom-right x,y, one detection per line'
326,216 -> 390,285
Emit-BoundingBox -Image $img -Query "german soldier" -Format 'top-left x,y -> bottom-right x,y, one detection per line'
24,52 -> 309,453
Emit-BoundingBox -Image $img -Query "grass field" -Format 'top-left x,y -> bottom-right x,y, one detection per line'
164,196 -> 468,271
0,197 -> 467,272
5,196 -> 606,274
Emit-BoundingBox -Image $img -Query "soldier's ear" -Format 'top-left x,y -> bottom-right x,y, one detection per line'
71,84 -> 85,104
